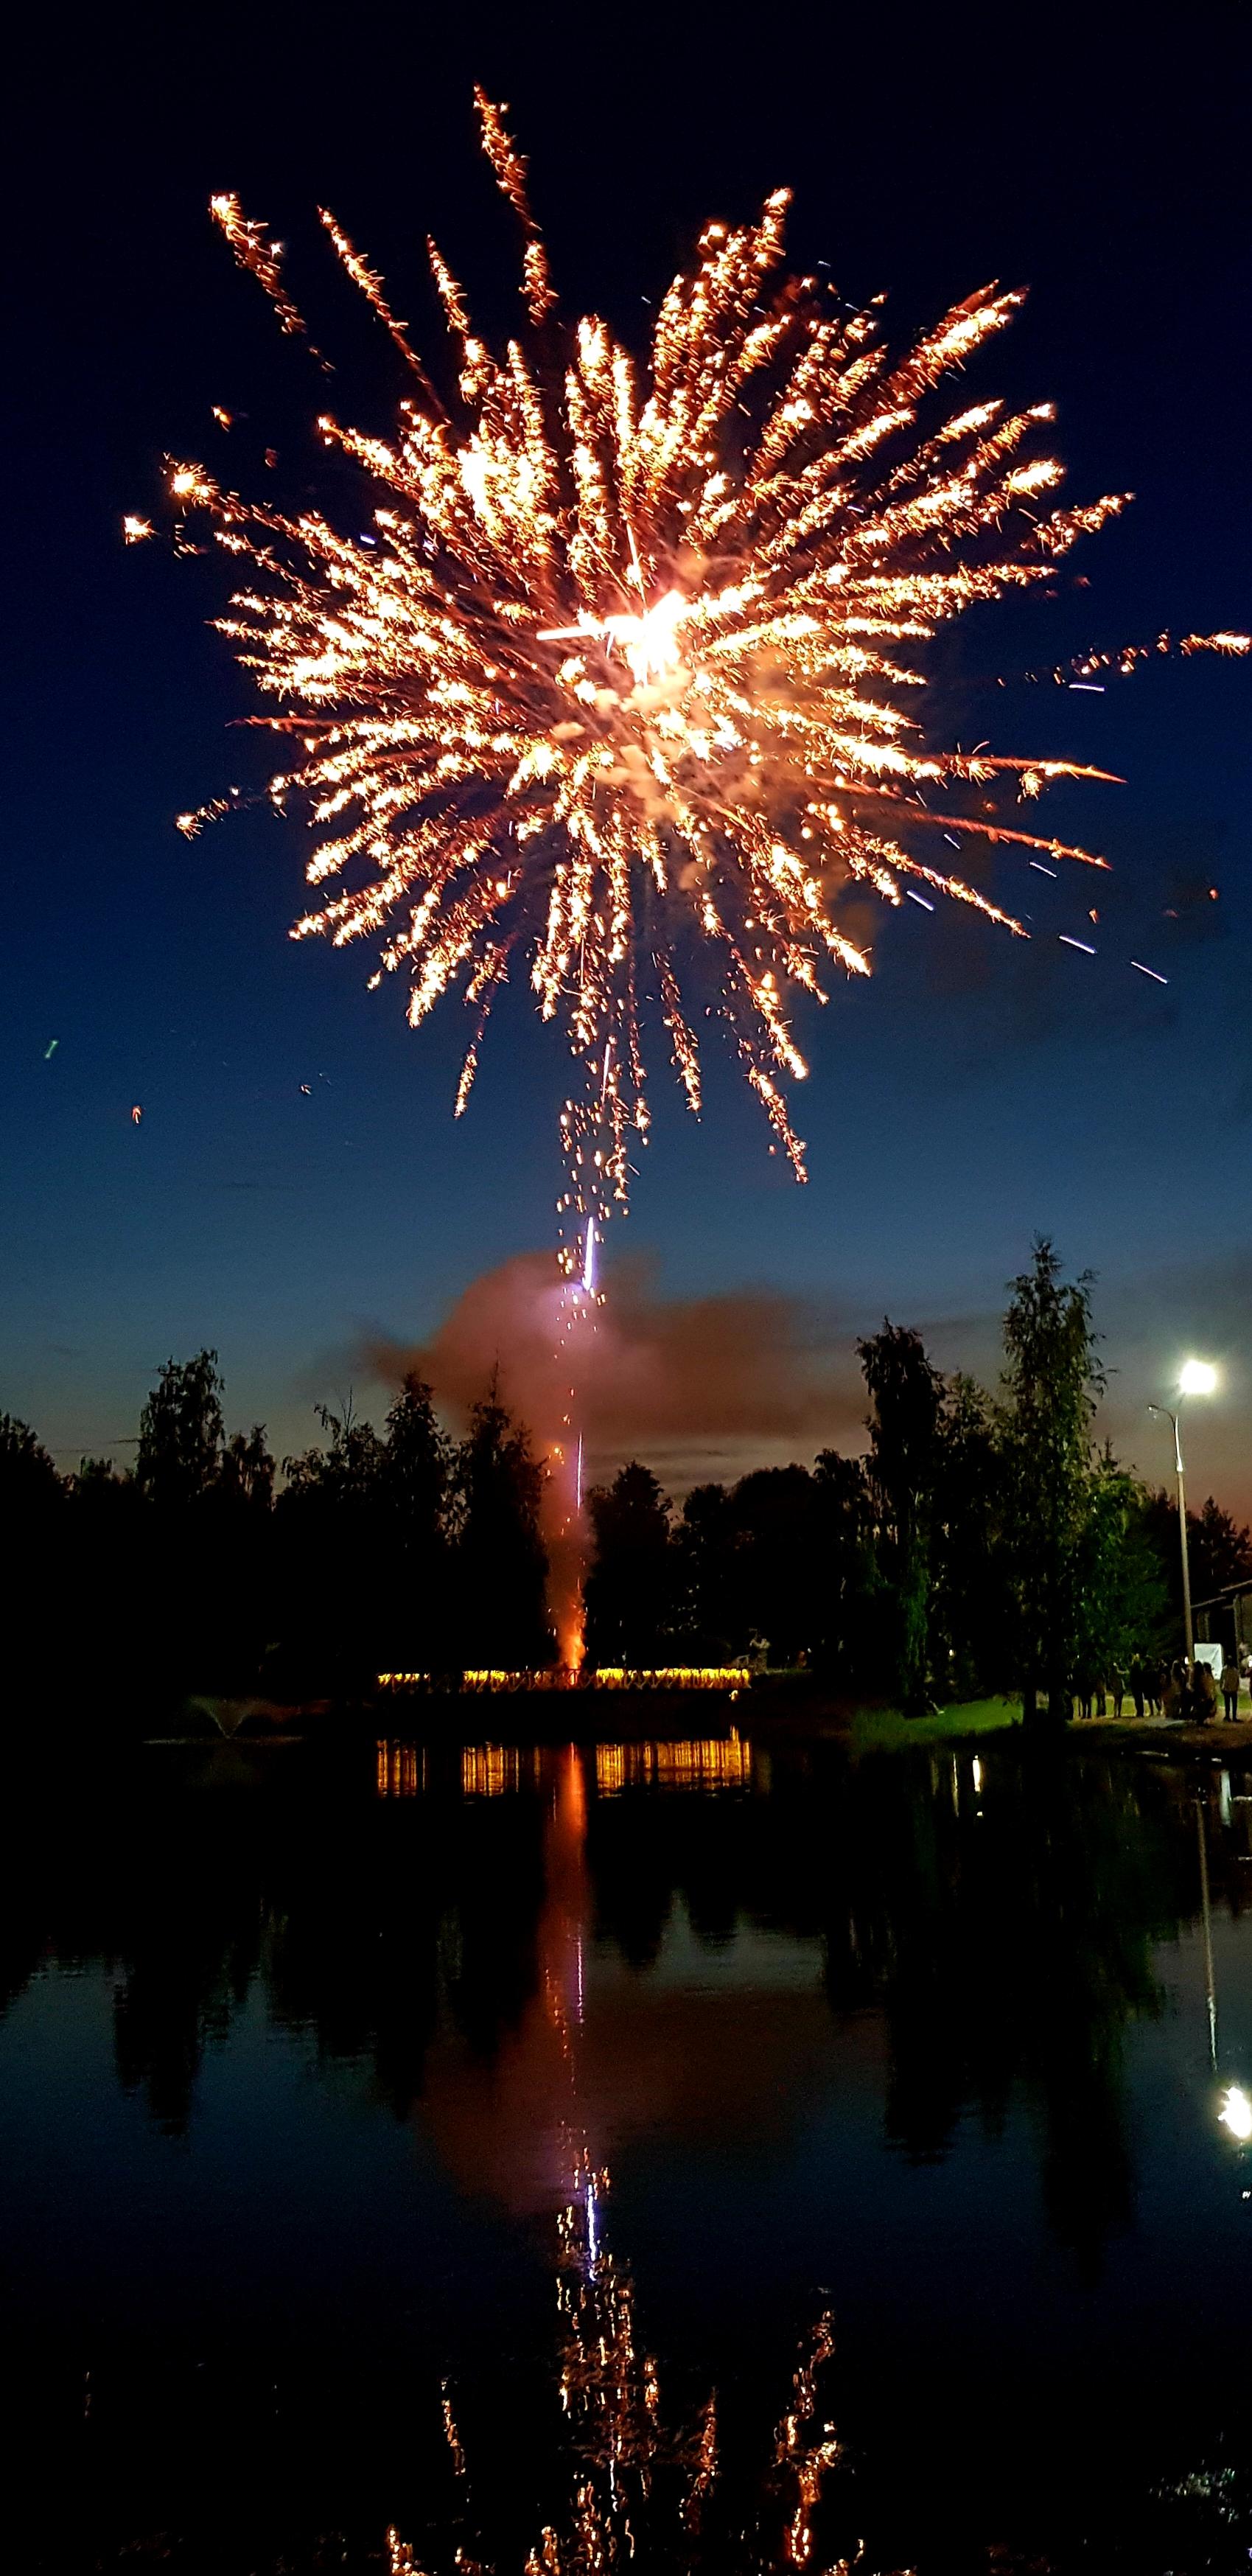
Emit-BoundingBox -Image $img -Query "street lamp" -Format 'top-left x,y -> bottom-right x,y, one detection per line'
1149,1361 -> 1218,1662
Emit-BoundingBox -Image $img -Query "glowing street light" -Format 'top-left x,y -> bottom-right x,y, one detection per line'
1148,1360 -> 1218,1663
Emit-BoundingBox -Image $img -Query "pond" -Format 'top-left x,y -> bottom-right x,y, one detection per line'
4,1725 -> 1252,2572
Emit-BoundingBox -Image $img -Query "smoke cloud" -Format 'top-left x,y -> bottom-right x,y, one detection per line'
363,1249 -> 866,1493
349,1239 -> 1252,1527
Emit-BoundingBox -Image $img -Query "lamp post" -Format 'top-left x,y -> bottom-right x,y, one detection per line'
1148,1360 -> 1217,1664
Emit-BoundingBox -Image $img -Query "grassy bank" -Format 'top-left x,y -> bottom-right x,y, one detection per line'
849,1695 -> 1024,1753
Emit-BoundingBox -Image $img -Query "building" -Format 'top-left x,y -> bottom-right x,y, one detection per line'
1195,1582 -> 1252,1659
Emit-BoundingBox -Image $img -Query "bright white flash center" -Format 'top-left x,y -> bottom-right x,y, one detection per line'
603,588 -> 690,685
1180,1358 -> 1218,1397
539,587 -> 690,688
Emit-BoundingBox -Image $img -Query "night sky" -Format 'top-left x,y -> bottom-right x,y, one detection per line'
4,6 -> 1250,1504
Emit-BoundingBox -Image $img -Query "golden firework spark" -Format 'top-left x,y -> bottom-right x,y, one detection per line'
166,93 -> 1206,1260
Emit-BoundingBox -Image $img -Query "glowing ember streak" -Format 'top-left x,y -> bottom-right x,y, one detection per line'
209,192 -> 327,363
161,92 -> 1195,1256
1034,627 -> 1251,686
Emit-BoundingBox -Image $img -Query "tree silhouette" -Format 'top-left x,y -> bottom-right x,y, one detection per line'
1143,1487 -> 1252,1622
999,1240 -> 1105,1722
8,1233 -> 1244,1701
219,1424 -> 276,1510
379,1372 -> 454,1668
0,1412 -> 65,1510
136,1350 -> 225,1506
454,1378 -> 550,1668
857,1323 -> 945,1711
585,1462 -> 676,1666
930,1375 -> 1004,1697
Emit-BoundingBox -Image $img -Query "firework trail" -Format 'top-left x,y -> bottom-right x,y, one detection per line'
548,1228 -> 598,1669
151,90 -> 1252,1268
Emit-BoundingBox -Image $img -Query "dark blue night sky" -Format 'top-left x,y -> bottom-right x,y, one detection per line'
4,7 -> 1250,1504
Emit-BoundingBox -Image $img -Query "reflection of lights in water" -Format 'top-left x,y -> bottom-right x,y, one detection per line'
972,1756 -> 983,1793
384,1742 -> 837,2573
397,1738 -> 758,1796
1219,2086 -> 1252,2140
376,1731 -> 756,1798
595,1733 -> 753,1794
461,1744 -> 544,1796
375,1741 -> 423,1796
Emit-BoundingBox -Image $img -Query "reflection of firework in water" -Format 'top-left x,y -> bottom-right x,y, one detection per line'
383,1747 -> 846,2572
161,90 -> 1234,1258
388,2187 -> 841,2575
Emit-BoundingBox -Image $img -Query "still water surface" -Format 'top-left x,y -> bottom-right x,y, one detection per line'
4,1728 -> 1252,2571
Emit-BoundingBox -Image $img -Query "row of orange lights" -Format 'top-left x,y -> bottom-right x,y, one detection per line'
377,1667 -> 751,1692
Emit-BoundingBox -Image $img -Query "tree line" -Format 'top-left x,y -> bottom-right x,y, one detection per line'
587,1240 -> 1250,1717
4,1238 -> 1248,1714
4,1359 -> 549,1694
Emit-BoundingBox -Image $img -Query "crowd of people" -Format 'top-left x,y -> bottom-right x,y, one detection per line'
1076,1651 -> 1248,1725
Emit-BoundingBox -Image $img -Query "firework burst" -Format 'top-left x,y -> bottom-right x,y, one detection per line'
163,93 -> 1232,1260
